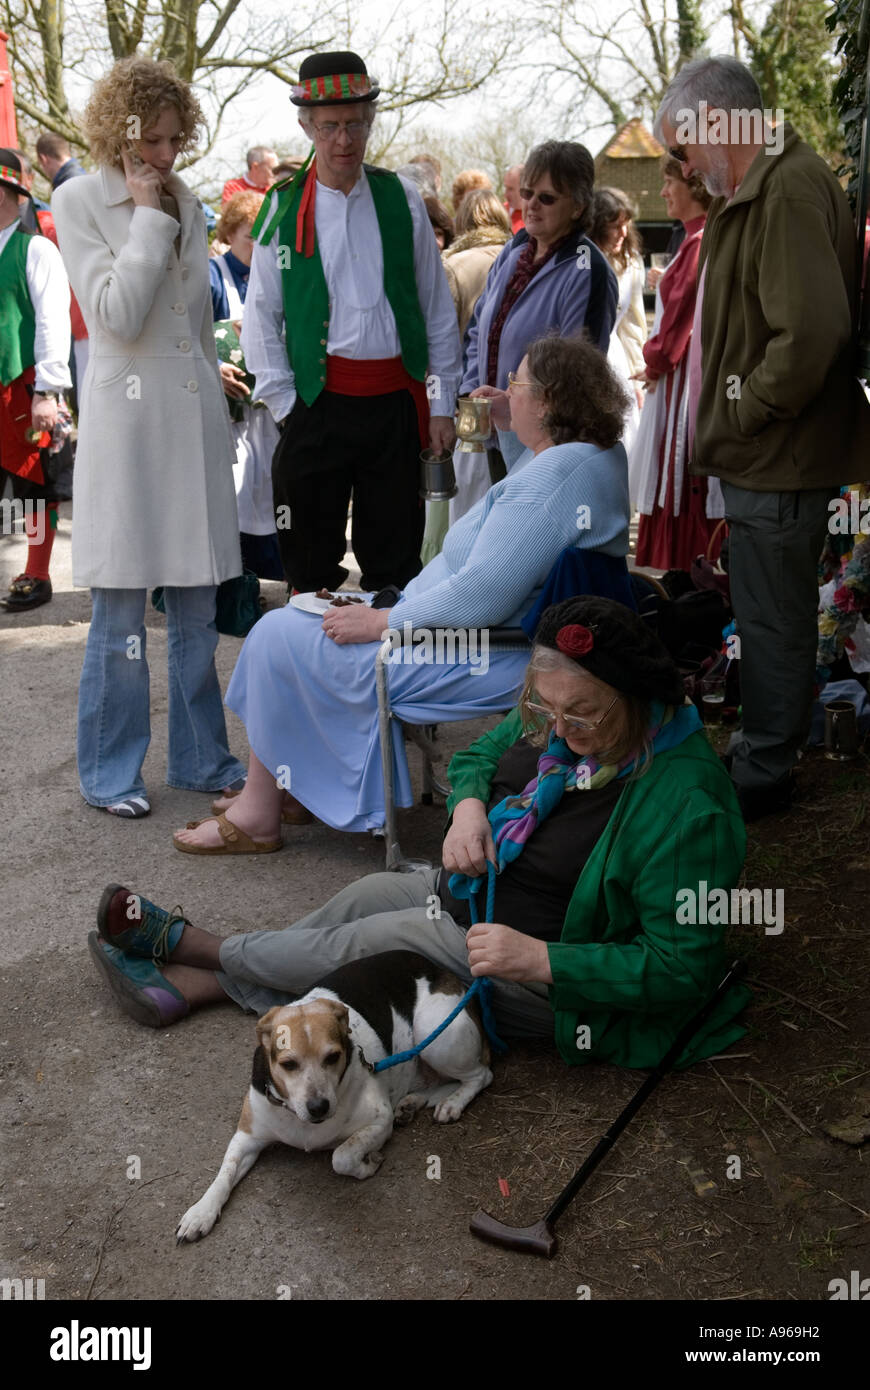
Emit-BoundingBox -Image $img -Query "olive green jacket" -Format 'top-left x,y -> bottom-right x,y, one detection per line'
690,124 -> 870,491
447,712 -> 752,1069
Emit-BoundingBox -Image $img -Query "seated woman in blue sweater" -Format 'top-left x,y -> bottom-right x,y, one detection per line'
173,334 -> 632,853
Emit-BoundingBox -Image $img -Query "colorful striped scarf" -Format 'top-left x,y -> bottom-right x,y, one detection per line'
448,700 -> 702,906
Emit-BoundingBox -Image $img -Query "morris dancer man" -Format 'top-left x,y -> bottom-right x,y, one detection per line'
242,50 -> 462,594
0,150 -> 72,612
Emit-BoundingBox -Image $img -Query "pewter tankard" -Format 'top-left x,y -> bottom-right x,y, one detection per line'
419,448 -> 457,500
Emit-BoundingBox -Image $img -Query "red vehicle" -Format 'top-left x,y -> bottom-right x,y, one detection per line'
0,32 -> 16,147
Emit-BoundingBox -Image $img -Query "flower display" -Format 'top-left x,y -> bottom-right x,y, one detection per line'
555,624 -> 595,657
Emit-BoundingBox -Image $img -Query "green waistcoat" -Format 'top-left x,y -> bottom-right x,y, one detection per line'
257,164 -> 429,406
0,227 -> 36,387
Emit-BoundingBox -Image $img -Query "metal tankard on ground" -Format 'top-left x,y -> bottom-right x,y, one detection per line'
824,700 -> 859,760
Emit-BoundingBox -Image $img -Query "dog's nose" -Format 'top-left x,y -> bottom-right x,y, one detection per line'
307,1097 -> 330,1122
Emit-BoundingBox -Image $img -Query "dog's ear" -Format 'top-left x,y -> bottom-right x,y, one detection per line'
315,998 -> 352,1069
256,1006 -> 282,1051
317,997 -> 350,1035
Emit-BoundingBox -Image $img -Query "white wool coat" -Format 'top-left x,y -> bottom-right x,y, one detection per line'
53,164 -> 241,588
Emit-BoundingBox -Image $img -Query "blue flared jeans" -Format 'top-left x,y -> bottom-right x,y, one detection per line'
77,586 -> 246,805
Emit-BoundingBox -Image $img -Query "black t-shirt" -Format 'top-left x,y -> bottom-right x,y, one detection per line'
438,738 -> 624,943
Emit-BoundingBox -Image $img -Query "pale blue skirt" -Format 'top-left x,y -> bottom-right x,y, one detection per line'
225,604 -> 529,832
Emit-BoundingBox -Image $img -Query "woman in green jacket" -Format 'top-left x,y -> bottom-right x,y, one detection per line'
87,596 -> 751,1068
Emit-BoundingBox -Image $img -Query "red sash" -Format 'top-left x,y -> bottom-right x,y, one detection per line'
325,354 -> 429,447
0,367 -> 45,484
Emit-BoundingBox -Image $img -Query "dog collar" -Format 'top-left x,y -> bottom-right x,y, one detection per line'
265,1078 -> 290,1108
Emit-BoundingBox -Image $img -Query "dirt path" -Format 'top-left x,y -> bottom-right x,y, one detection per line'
1,508 -> 868,1301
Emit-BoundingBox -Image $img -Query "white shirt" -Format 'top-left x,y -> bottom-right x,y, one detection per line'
242,170 -> 461,423
0,219 -> 72,392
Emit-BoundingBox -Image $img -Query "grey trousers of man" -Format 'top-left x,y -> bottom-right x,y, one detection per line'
218,867 -> 554,1039
721,482 -> 832,790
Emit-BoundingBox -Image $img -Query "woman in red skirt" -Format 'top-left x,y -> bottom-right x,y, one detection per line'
631,158 -> 723,570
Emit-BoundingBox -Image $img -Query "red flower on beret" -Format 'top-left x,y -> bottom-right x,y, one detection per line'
556,624 -> 594,657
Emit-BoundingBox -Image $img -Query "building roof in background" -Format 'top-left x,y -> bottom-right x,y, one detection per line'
597,118 -> 664,161
595,118 -> 669,224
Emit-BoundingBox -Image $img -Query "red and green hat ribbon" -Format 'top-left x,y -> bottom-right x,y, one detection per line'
292,72 -> 372,102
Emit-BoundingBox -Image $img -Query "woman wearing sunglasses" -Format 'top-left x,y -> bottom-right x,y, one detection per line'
451,140 -> 619,521
89,595 -> 751,1073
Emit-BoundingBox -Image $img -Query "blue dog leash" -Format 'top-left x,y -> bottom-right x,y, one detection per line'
373,862 -> 507,1073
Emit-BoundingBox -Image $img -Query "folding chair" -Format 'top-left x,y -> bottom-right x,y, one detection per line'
374,545 -> 638,871
375,625 -> 531,871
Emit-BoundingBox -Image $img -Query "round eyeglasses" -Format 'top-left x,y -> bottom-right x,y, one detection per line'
310,121 -> 370,140
525,693 -> 621,732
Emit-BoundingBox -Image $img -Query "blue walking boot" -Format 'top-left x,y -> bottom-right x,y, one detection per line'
87,933 -> 190,1028
96,883 -> 188,965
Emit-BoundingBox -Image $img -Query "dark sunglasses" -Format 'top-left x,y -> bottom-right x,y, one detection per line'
668,146 -> 687,163
519,186 -> 563,205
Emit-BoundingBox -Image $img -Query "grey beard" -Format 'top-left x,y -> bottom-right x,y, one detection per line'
702,155 -> 735,200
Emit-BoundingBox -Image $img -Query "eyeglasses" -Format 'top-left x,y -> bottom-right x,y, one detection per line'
519,187 -> 563,206
310,120 -> 369,140
668,146 -> 687,163
526,693 -> 621,732
507,371 -> 538,390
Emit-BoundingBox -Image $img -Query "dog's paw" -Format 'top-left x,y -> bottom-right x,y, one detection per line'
332,1146 -> 384,1180
355,1149 -> 384,1179
394,1094 -> 425,1127
433,1096 -> 465,1124
176,1199 -> 221,1244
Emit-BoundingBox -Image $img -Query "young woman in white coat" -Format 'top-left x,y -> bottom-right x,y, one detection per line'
589,188 -> 647,457
53,57 -> 245,817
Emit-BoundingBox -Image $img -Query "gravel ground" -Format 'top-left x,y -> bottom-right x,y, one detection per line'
1,504 -> 868,1305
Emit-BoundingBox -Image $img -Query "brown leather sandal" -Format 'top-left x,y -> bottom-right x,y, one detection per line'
172,812 -> 283,856
210,791 -> 314,825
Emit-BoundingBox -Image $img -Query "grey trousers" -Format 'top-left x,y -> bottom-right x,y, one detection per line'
218,868 -> 554,1039
721,482 -> 832,789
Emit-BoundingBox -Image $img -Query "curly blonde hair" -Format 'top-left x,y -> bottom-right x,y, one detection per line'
216,189 -> 265,242
83,57 -> 203,169
451,168 -> 491,213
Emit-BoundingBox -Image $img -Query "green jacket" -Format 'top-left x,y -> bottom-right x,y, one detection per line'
447,711 -> 752,1069
690,124 -> 870,491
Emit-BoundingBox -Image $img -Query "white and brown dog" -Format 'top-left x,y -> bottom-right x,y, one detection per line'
176,951 -> 493,1242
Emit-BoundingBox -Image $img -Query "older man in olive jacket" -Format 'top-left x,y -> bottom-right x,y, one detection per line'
656,57 -> 870,820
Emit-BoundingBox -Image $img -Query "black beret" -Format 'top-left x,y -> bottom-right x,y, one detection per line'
533,596 -> 686,706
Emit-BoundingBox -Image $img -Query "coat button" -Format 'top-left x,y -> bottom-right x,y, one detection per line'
322,320 -> 329,328
319,357 -> 326,364
320,374 -> 325,383
187,380 -> 199,392
179,340 -> 191,352
320,338 -> 326,345
173,302 -> 186,314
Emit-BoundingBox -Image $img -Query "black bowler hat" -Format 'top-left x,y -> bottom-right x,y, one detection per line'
0,149 -> 30,198
290,51 -> 379,106
534,596 -> 686,707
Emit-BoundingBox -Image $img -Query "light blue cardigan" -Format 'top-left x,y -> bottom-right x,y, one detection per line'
391,440 -> 630,631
